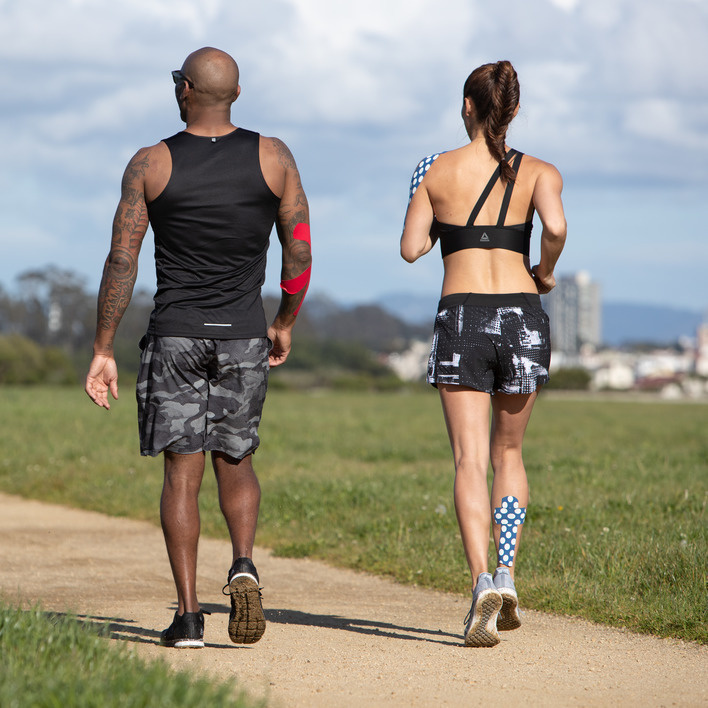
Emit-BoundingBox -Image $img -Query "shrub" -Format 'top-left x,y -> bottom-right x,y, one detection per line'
0,335 -> 77,385
546,367 -> 591,390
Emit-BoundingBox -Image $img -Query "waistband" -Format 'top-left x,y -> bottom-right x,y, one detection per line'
438,292 -> 542,310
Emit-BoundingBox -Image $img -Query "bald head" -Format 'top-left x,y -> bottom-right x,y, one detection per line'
182,47 -> 240,107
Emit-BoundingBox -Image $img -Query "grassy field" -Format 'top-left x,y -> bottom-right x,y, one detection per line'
0,386 -> 705,644
0,603 -> 261,708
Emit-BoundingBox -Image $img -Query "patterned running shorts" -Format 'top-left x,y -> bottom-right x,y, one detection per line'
427,293 -> 551,394
136,336 -> 270,459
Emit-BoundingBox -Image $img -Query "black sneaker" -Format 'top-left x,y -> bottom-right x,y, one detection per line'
159,610 -> 205,648
222,557 -> 265,644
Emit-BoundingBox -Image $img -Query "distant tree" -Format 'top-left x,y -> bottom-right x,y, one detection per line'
0,267 -> 155,381
0,334 -> 76,385
545,367 -> 591,390
0,276 -> 428,386
315,304 -> 428,351
14,266 -> 93,351
282,337 -> 391,376
0,284 -> 24,334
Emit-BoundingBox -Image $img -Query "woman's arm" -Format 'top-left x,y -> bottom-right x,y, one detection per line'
531,164 -> 567,294
401,183 -> 437,263
401,155 -> 444,263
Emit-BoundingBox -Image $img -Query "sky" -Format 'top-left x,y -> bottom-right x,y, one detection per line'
1,0 -> 707,314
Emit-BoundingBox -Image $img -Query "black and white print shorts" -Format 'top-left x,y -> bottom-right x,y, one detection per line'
427,293 -> 551,394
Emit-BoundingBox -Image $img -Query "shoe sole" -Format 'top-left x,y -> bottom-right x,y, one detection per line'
464,589 -> 503,647
497,588 -> 521,631
228,573 -> 266,644
172,639 -> 204,648
159,637 -> 204,649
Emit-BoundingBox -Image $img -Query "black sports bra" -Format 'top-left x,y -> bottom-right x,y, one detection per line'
430,149 -> 533,258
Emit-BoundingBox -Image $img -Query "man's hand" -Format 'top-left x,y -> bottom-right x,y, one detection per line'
85,354 -> 119,409
267,325 -> 292,367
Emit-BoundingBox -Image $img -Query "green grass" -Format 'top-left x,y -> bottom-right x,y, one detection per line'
0,386 -> 706,643
0,603 -> 261,708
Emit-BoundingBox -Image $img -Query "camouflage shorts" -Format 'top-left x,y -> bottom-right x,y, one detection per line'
136,336 -> 270,459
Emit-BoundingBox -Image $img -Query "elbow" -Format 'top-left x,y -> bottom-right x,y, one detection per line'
105,248 -> 138,280
400,240 -> 423,263
299,250 -> 313,272
545,217 -> 567,243
400,247 -> 417,263
400,247 -> 421,264
291,245 -> 312,274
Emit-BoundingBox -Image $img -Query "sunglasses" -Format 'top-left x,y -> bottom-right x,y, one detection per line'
171,70 -> 195,89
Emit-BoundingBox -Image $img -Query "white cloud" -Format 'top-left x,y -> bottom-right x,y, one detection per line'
580,0 -> 623,30
0,0 -> 706,308
623,98 -> 708,149
33,82 -> 169,143
3,0 -> 706,177
548,0 -> 580,12
245,0 -> 476,125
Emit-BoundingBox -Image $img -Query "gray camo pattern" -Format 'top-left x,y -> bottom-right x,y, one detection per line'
136,336 -> 270,459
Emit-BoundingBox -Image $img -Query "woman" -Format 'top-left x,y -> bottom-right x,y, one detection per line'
401,61 -> 567,648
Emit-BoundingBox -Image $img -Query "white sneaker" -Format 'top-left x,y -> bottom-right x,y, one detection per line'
493,566 -> 521,631
464,572 -> 503,647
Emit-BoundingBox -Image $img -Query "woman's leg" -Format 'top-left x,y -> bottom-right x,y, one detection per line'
489,392 -> 537,578
438,384 -> 493,585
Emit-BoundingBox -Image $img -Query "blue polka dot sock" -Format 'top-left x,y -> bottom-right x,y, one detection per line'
493,495 -> 527,567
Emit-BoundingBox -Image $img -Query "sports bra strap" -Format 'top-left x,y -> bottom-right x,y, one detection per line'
496,150 -> 524,226
465,163 -> 503,227
465,149 -> 523,228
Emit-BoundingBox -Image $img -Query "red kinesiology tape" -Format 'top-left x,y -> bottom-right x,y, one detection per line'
280,223 -> 311,315
280,267 -> 310,295
293,222 -> 311,246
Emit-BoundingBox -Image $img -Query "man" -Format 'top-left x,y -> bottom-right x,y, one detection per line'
85,47 -> 312,649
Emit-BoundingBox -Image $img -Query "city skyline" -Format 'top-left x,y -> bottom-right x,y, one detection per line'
544,272 -> 602,355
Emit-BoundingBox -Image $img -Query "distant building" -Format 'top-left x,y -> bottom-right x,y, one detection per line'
386,339 -> 431,382
696,322 -> 708,377
543,271 -> 601,355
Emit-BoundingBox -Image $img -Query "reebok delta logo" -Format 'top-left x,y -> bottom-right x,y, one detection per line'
480,232 -> 490,242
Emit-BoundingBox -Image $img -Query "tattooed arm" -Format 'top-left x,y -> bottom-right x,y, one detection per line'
85,148 -> 151,409
262,137 -> 311,367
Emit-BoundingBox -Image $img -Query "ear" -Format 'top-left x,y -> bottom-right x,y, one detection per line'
175,84 -> 188,103
463,96 -> 474,119
513,103 -> 520,118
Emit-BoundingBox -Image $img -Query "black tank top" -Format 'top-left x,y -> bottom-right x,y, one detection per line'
430,149 -> 533,257
146,128 -> 280,338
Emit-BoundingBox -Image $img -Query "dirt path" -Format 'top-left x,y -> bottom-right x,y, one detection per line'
0,492 -> 705,707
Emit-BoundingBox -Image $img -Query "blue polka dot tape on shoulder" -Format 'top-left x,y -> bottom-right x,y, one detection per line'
493,495 -> 526,567
408,153 -> 442,203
